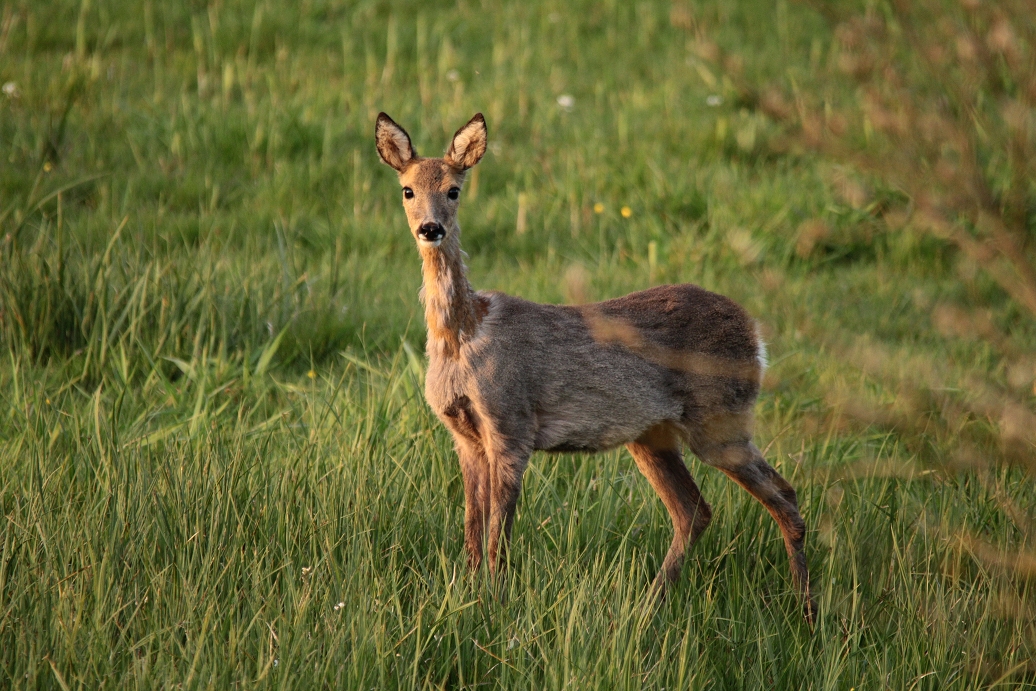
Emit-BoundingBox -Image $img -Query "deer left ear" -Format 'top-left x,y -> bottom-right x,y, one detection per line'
444,113 -> 488,171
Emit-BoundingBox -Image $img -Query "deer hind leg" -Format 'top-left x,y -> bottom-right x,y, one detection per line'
456,440 -> 490,571
697,436 -> 816,623
627,424 -> 712,593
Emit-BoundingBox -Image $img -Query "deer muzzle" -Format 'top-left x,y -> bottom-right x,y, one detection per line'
418,222 -> 446,246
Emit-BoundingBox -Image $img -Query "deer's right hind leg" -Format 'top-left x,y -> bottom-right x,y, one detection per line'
627,424 -> 712,593
697,437 -> 817,623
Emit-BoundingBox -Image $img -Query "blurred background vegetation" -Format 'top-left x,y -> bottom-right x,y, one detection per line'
1,0 -> 1034,688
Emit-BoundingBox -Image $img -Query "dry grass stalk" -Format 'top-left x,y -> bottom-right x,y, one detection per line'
687,0 -> 1036,516
801,1 -> 1036,320
691,1 -> 1036,321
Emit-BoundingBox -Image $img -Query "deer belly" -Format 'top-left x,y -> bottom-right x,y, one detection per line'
532,391 -> 678,452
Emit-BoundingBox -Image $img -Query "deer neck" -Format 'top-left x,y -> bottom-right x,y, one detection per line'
419,229 -> 482,357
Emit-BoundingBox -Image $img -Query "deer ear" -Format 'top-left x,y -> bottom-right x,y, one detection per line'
375,113 -> 417,171
444,113 -> 487,171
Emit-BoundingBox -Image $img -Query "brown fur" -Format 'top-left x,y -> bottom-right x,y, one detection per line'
375,112 -> 817,623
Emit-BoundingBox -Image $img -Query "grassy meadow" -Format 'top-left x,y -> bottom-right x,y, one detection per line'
2,0 -> 1035,688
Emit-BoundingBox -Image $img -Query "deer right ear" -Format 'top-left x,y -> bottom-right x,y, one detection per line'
375,113 -> 417,172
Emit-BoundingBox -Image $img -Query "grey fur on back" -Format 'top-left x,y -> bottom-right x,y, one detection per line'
425,284 -> 762,456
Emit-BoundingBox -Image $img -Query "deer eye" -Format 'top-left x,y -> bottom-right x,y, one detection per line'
447,187 -> 460,201
402,187 -> 414,199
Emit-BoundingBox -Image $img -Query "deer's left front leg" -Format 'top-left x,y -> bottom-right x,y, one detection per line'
486,445 -> 531,574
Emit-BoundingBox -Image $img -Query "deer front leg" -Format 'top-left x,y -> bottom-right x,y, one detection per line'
456,440 -> 490,571
486,447 -> 530,574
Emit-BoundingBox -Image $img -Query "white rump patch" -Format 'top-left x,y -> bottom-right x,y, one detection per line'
756,325 -> 768,374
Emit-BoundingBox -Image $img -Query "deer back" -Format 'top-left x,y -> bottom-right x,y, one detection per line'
425,284 -> 764,454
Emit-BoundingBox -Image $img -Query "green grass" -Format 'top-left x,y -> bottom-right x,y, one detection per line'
1,0 -> 1034,688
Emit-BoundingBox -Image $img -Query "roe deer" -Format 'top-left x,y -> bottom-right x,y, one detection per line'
375,112 -> 817,622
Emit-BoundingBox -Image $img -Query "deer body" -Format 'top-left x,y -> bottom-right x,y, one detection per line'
376,112 -> 816,622
426,287 -> 760,453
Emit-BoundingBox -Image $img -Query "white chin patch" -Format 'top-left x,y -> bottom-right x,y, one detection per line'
418,238 -> 443,248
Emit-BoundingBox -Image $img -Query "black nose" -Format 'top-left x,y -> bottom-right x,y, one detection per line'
418,223 -> 445,242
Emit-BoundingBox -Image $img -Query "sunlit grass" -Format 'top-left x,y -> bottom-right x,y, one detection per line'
1,0 -> 1034,688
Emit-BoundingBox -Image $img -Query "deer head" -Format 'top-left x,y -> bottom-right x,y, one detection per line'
375,112 -> 487,249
